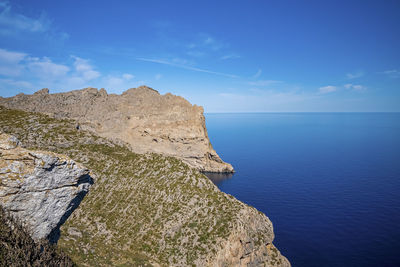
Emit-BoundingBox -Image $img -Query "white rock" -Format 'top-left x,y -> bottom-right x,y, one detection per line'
0,133 -> 92,241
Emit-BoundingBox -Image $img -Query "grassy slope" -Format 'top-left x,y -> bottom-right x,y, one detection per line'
0,106 -> 271,266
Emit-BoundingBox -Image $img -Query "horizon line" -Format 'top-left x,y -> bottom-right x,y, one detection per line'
204,111 -> 400,114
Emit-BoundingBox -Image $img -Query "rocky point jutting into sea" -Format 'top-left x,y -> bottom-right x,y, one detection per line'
0,86 -> 233,173
0,87 -> 290,266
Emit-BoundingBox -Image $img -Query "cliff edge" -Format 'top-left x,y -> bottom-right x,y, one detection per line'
0,86 -> 233,173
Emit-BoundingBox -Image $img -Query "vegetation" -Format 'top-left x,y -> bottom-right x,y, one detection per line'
0,106 -> 270,266
0,206 -> 74,267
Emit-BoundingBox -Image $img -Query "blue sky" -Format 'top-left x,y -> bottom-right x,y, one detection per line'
0,0 -> 399,112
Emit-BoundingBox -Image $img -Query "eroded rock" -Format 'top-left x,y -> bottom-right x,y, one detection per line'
0,133 -> 92,241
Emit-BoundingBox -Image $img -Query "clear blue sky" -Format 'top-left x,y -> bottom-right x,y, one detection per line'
0,0 -> 399,112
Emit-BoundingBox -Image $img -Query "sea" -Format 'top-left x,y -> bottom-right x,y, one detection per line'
204,113 -> 400,267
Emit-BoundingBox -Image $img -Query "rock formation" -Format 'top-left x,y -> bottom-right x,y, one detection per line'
0,86 -> 233,173
0,133 -> 92,241
0,106 -> 290,266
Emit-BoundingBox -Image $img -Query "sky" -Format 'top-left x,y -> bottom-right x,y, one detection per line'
0,0 -> 399,112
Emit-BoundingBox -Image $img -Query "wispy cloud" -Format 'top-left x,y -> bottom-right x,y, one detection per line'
0,47 -> 147,96
0,1 -> 50,35
155,74 -> 162,80
344,83 -> 365,91
136,57 -> 239,78
253,69 -> 262,78
71,56 -> 100,80
0,78 -> 32,89
199,34 -> 224,51
319,85 -> 337,94
381,69 -> 400,78
102,73 -> 136,91
0,48 -> 27,76
0,48 -> 104,93
186,33 -> 226,57
346,71 -> 364,79
122,73 -> 134,80
203,37 -> 214,45
28,57 -> 70,79
0,1 -> 69,41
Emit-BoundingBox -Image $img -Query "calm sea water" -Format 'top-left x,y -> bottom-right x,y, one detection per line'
204,113 -> 400,267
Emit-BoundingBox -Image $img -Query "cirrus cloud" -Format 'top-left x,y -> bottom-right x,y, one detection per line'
0,1 -> 50,35
381,69 -> 400,78
0,47 -> 104,94
319,85 -> 337,94
344,83 -> 365,91
346,71 -> 364,79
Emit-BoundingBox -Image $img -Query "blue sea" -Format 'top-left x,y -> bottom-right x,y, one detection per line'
204,113 -> 400,267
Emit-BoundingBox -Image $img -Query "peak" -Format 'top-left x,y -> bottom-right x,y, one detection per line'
122,86 -> 159,96
138,85 -> 158,92
82,87 -> 98,93
34,88 -> 49,95
99,88 -> 108,97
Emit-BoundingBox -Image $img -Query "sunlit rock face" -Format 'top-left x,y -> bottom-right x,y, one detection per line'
0,86 -> 234,173
0,133 -> 92,241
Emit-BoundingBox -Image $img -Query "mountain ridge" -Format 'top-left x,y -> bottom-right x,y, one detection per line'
0,86 -> 234,173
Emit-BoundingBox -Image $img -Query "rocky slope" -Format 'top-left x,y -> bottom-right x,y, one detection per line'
0,86 -> 233,173
0,133 -> 92,241
0,106 -> 290,266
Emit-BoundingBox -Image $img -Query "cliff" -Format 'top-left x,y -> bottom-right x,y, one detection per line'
0,86 -> 234,173
0,106 -> 290,266
0,133 -> 92,241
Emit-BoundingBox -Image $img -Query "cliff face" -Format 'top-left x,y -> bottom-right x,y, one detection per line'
0,86 -> 233,173
0,106 -> 290,266
0,133 -> 92,241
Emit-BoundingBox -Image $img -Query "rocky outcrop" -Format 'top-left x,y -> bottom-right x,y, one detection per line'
0,106 -> 289,266
0,86 -> 233,173
209,208 -> 290,266
0,133 -> 92,241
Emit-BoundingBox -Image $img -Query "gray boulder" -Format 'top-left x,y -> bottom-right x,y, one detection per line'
0,133 -> 92,242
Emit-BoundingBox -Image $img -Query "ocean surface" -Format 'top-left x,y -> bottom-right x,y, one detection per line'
204,113 -> 400,267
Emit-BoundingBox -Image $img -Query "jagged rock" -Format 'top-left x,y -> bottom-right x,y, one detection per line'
0,133 -> 92,241
0,86 -> 234,173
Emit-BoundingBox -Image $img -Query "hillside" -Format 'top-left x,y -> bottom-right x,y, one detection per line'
0,105 -> 290,266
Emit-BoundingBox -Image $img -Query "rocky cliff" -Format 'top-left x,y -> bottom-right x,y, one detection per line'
0,133 -> 92,241
0,86 -> 233,173
0,106 -> 289,266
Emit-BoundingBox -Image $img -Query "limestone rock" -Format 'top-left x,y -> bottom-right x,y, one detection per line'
0,133 -> 92,241
208,207 -> 291,266
0,106 -> 290,266
0,86 -> 234,173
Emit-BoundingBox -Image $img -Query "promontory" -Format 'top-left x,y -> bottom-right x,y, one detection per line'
0,86 -> 233,173
0,87 -> 290,266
